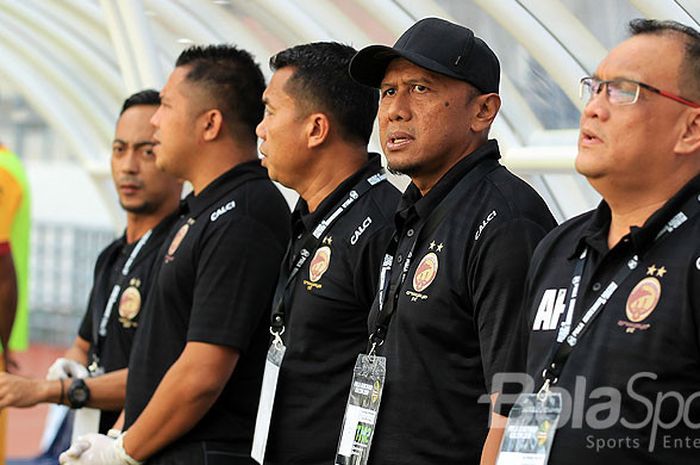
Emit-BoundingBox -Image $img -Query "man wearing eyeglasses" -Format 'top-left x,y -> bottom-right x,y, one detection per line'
524,19 -> 700,464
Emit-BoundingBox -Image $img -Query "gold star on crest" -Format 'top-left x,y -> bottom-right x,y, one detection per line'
429,241 -> 436,250
656,266 -> 667,278
436,243 -> 444,252
323,236 -> 333,245
647,265 -> 657,276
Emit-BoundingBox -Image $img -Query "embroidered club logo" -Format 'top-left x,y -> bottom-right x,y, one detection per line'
413,252 -> 439,293
118,285 -> 141,323
309,246 -> 331,282
625,276 -> 662,322
165,222 -> 190,262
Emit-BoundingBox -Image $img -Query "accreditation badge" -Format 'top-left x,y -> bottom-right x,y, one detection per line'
496,392 -> 562,465
334,354 -> 386,465
251,339 -> 286,464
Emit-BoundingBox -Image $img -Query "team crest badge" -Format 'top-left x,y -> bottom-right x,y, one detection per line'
118,281 -> 141,328
625,276 -> 662,322
413,252 -> 439,293
165,219 -> 194,262
168,223 -> 189,256
309,246 -> 331,282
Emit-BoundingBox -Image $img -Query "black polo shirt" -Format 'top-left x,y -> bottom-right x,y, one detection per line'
367,140 -> 557,465
124,160 -> 290,453
265,154 -> 400,465
526,175 -> 700,465
78,212 -> 178,433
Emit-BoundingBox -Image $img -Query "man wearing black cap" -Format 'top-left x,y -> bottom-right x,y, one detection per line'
349,17 -> 557,464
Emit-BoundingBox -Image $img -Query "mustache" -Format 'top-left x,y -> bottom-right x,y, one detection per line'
118,176 -> 144,188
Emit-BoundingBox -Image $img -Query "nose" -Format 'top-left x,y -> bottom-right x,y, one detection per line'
150,106 -> 161,128
255,120 -> 266,140
582,85 -> 610,122
122,149 -> 140,174
381,90 -> 411,123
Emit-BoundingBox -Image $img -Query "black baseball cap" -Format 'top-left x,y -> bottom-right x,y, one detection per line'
349,17 -> 500,94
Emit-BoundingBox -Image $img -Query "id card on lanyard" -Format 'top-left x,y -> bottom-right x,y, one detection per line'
496,392 -> 562,465
251,171 -> 387,464
251,334 -> 286,463
498,193 -> 700,465
335,354 -> 386,465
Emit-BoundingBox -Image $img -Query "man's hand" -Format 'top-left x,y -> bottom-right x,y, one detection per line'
47,358 -> 89,380
3,350 -> 18,373
58,433 -> 142,465
0,372 -> 45,408
59,437 -> 93,464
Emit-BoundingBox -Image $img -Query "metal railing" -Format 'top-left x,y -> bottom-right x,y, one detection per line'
29,222 -> 116,346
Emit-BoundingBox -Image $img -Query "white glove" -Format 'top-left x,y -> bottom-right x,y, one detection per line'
59,437 -> 92,463
58,433 -> 142,465
46,358 -> 89,381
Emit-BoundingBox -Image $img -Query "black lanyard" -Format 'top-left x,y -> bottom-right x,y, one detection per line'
368,159 -> 499,353
270,170 -> 387,336
540,191 -> 700,392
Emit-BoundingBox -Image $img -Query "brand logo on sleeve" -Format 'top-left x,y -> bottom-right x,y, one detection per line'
474,210 -> 497,241
210,200 -> 236,222
350,216 -> 372,245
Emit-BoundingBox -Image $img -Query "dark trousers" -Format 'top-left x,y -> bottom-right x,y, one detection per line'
147,441 -> 255,465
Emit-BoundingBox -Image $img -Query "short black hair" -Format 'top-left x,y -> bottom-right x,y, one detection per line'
629,18 -> 700,101
120,89 -> 160,115
176,44 -> 265,144
269,42 -> 378,146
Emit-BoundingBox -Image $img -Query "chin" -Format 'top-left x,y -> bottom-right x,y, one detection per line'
574,162 -> 606,181
574,153 -> 598,176
387,161 -> 419,178
121,202 -> 152,215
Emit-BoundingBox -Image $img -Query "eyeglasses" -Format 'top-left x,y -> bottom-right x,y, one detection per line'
579,76 -> 700,108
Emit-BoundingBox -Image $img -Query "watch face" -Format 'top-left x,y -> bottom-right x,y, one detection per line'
68,379 -> 90,407
73,387 -> 89,402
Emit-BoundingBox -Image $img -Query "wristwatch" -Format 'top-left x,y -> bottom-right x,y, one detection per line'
67,378 -> 91,409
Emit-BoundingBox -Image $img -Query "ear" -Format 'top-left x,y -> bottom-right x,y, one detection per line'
469,93 -> 501,133
674,108 -> 700,155
201,109 -> 224,142
306,113 -> 331,149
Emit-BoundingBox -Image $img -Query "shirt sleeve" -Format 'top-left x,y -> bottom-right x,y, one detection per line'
187,214 -> 286,353
469,217 -> 553,397
0,168 -> 22,246
78,290 -> 94,342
